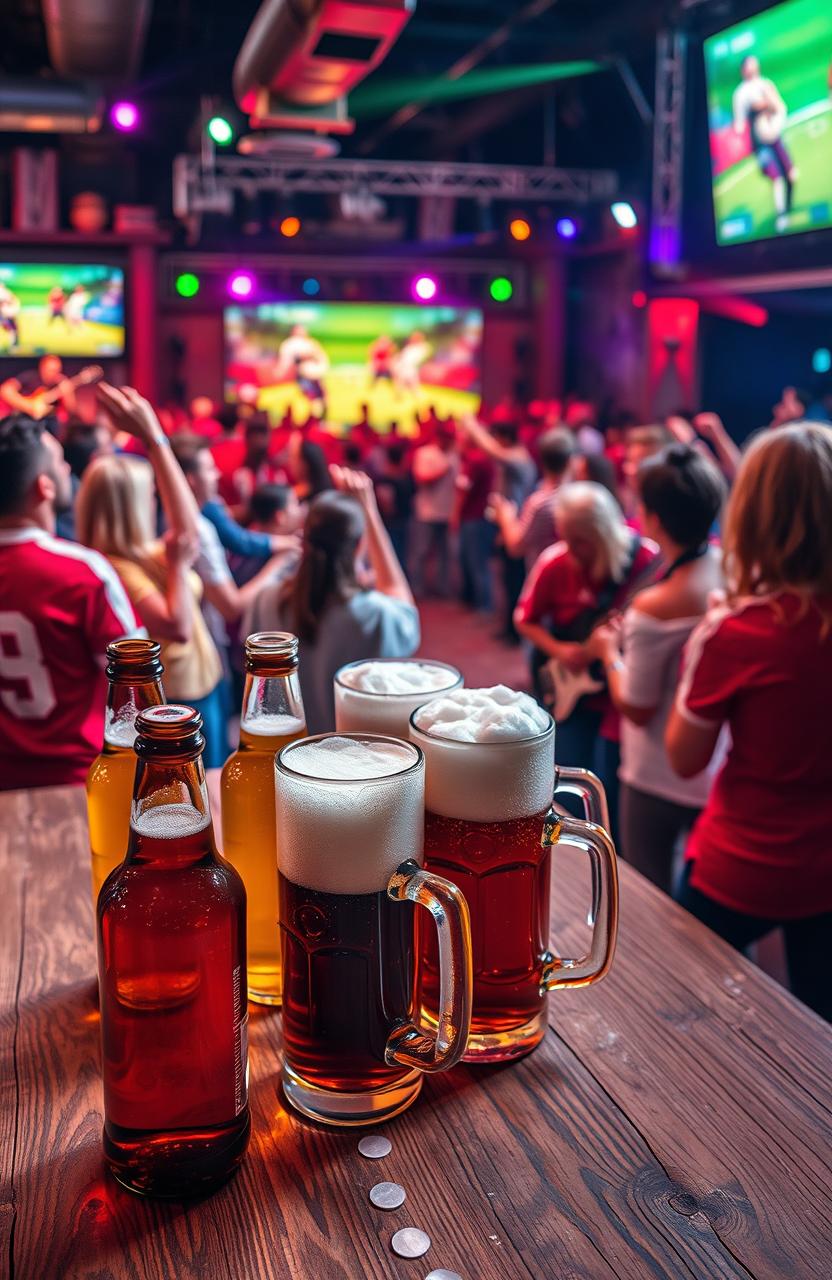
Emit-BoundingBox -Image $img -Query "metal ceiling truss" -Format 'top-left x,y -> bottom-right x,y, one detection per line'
173,153 -> 618,218
649,29 -> 687,274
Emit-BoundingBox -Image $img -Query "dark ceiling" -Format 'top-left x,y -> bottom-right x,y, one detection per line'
0,0 -> 668,182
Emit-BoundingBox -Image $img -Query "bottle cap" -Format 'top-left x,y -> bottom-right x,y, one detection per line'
106,637 -> 164,683
245,631 -> 299,674
135,704 -> 204,759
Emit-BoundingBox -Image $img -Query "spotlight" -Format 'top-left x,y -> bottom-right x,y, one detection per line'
111,101 -> 139,132
207,115 -> 234,146
631,290 -> 647,309
611,201 -> 638,230
489,277 -> 513,303
413,275 -> 438,302
228,271 -> 255,300
175,272 -> 201,299
279,215 -> 301,238
302,277 -> 321,296
813,347 -> 832,374
509,218 -> 532,242
556,217 -> 578,240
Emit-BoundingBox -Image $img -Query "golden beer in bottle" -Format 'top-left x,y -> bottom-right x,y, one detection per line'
86,639 -> 165,902
221,633 -> 306,1005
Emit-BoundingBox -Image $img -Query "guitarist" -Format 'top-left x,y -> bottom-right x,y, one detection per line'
515,481 -> 658,835
2,355 -> 78,421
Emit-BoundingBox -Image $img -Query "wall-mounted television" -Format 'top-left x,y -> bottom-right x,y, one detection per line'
225,301 -> 483,430
0,262 -> 125,358
704,0 -> 832,246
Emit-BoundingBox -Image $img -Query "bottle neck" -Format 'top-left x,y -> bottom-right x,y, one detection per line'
105,679 -> 165,753
240,668 -> 306,749
128,756 -> 215,866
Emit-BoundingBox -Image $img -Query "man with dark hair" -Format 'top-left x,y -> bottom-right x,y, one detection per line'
0,414 -> 139,789
490,427 -> 576,570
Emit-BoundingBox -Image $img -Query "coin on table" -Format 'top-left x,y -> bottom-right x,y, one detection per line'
358,1135 -> 392,1159
425,1271 -> 463,1280
392,1227 -> 432,1259
370,1181 -> 407,1210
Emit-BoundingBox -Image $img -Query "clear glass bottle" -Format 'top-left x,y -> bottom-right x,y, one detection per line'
221,632 -> 306,1005
86,638 -> 165,901
97,704 -> 250,1198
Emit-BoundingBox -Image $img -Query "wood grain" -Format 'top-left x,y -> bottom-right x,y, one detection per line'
1,783 -> 830,1280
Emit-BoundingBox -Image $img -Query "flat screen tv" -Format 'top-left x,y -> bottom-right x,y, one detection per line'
704,0 -> 832,246
0,262 -> 125,358
224,300 -> 483,430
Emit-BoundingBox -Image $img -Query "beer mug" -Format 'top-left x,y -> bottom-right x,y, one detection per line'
334,658 -> 463,737
274,733 -> 473,1126
411,686 -> 618,1064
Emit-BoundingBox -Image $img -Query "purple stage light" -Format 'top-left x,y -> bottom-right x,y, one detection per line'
228,271 -> 255,300
556,217 -> 578,240
412,275 -> 438,302
111,101 -> 139,132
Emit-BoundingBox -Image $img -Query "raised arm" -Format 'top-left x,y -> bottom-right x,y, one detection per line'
98,384 -> 201,543
333,466 -> 414,607
459,413 -> 512,463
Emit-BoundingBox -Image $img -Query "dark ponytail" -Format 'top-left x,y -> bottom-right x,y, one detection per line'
285,491 -> 365,643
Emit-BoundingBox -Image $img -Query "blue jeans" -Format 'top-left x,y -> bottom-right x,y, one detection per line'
459,518 -> 496,611
553,704 -> 621,845
190,683 -> 230,770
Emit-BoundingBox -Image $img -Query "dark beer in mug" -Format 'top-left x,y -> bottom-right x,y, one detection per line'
97,705 -> 250,1197
275,733 -> 473,1126
411,686 -> 619,1064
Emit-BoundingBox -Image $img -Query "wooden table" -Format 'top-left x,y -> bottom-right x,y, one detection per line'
2,784 -> 830,1280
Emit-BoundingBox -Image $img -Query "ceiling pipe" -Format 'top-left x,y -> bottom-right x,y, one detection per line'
42,0 -> 152,82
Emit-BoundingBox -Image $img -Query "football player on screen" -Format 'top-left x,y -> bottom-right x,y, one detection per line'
733,53 -> 798,228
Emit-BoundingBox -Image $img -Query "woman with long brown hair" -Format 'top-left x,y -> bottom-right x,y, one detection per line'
244,467 -> 418,731
666,422 -> 832,1020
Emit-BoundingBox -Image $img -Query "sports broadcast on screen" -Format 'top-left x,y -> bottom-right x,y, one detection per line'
225,301 -> 483,430
0,263 -> 125,357
704,0 -> 832,246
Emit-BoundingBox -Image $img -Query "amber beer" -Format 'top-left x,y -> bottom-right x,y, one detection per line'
86,638 -> 165,900
97,705 -> 249,1197
221,633 -> 306,1005
275,733 -> 473,1126
411,687 -> 619,1063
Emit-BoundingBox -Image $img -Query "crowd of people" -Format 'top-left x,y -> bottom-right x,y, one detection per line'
0,355 -> 829,1021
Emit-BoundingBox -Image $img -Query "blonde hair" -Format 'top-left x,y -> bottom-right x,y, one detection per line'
75,455 -> 156,563
724,421 -> 832,606
555,481 -> 632,581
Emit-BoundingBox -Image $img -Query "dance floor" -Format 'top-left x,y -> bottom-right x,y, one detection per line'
417,598 -> 528,690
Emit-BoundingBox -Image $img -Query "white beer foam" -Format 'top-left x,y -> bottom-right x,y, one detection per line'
339,660 -> 457,695
241,712 -> 306,738
411,686 -> 554,822
105,705 -> 139,748
132,802 -> 211,839
275,736 -> 424,894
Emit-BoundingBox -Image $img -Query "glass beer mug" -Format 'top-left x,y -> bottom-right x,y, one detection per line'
410,686 -> 618,1064
274,733 -> 473,1126
334,658 -> 462,737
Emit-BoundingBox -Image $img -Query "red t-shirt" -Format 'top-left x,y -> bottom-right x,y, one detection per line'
516,538 -> 658,738
459,450 -> 495,522
678,592 -> 832,920
0,528 -> 140,789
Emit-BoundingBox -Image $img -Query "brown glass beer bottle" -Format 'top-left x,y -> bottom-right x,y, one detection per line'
86,639 -> 165,902
97,704 -> 250,1198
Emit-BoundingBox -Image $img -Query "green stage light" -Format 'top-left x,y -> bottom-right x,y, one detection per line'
207,115 -> 234,146
352,60 -> 603,118
175,272 -> 201,299
489,277 -> 513,303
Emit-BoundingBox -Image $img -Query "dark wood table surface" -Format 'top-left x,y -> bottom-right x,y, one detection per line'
2,782 -> 830,1280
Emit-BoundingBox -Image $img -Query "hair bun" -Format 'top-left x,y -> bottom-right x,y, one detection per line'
667,443 -> 695,467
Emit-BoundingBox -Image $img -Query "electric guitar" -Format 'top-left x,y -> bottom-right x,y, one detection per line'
12,364 -> 104,419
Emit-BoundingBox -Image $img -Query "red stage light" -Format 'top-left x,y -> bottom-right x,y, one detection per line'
631,290 -> 648,309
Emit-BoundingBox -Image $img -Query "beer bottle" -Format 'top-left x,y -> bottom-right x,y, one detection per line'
221,632 -> 306,1005
87,638 -> 165,902
97,704 -> 250,1198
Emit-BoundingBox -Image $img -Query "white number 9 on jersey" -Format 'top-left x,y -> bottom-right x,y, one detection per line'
0,611 -> 57,719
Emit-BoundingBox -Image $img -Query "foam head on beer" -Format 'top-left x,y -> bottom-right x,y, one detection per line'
334,659 -> 462,736
338,661 -> 457,696
411,686 -> 554,824
275,734 -> 425,895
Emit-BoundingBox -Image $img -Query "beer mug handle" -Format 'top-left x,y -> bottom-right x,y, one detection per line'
385,860 -> 473,1074
541,811 -> 619,991
553,766 -> 609,926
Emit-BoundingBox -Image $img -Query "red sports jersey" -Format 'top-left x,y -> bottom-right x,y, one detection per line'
0,527 -> 140,790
